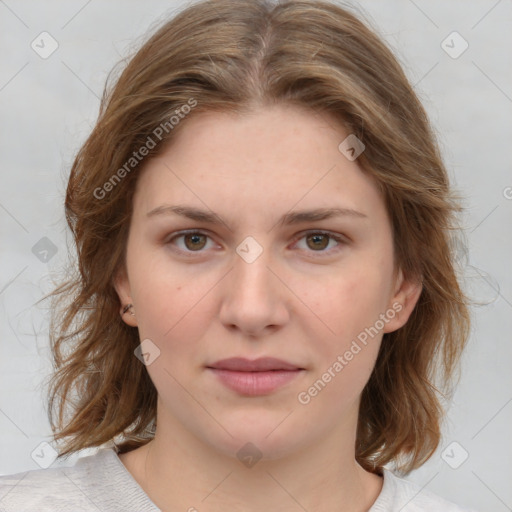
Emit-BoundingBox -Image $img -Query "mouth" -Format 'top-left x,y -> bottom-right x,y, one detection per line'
206,357 -> 306,396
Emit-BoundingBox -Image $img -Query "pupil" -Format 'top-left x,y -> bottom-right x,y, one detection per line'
309,234 -> 328,250
186,234 -> 205,250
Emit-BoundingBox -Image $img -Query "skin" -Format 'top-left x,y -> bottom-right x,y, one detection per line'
115,103 -> 422,512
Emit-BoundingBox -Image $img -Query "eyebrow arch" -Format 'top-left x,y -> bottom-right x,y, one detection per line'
146,204 -> 367,230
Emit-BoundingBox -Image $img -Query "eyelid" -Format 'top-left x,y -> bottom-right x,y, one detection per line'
165,229 -> 219,256
290,229 -> 348,256
165,228 -> 349,257
292,229 -> 350,244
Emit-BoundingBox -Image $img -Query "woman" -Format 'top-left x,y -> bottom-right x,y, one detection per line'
0,0 -> 476,510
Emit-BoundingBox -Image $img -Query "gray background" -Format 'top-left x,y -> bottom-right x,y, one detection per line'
0,1 -> 511,510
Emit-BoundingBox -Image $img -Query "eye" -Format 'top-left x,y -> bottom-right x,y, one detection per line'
165,229 -> 348,257
166,230 -> 215,254
292,231 -> 346,255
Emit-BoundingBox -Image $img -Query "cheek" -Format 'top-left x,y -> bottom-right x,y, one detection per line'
295,270 -> 386,413
127,245 -> 217,356
297,346 -> 379,426
136,279 -> 214,351
294,262 -> 393,344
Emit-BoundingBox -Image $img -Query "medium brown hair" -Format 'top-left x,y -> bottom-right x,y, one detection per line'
46,0 -> 470,474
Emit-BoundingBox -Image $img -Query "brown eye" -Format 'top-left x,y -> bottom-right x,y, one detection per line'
183,233 -> 207,251
166,231 -> 214,255
306,233 -> 330,250
293,230 -> 346,257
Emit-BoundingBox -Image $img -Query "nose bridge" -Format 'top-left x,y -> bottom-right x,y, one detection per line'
232,234 -> 275,297
218,234 -> 289,334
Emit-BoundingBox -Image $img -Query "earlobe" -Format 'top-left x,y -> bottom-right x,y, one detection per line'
383,269 -> 423,334
120,303 -> 137,327
113,267 -> 138,327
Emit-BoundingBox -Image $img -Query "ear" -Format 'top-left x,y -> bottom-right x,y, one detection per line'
113,265 -> 138,328
383,268 -> 422,334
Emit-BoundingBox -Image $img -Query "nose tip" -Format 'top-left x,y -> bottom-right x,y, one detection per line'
218,246 -> 290,336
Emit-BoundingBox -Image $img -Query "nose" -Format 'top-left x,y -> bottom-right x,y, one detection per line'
218,243 -> 290,337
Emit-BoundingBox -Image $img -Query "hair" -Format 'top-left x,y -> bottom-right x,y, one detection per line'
46,0 -> 470,475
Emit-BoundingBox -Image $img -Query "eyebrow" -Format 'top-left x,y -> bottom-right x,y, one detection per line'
146,204 -> 367,230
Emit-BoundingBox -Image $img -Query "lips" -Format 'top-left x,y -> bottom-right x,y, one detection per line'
206,357 -> 305,396
207,357 -> 303,372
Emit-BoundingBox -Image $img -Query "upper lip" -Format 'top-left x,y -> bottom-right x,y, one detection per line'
207,357 -> 303,371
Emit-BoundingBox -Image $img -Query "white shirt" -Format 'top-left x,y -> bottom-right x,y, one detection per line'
0,448 -> 478,511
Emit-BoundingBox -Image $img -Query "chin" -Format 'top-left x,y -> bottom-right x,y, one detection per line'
200,414 -> 311,463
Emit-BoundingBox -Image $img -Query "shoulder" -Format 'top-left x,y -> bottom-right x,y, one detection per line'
369,468 -> 479,512
0,454 -> 99,512
0,447 -> 159,512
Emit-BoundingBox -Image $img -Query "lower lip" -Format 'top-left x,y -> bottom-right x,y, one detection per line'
207,368 -> 303,396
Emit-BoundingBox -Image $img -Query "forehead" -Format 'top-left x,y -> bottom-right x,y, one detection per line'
133,104 -> 386,225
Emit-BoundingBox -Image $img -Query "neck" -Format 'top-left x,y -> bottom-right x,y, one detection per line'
120,406 -> 383,512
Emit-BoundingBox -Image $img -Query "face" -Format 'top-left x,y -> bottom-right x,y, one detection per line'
115,104 -> 421,460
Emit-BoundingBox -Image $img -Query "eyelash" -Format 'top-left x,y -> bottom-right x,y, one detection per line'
165,229 -> 348,258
